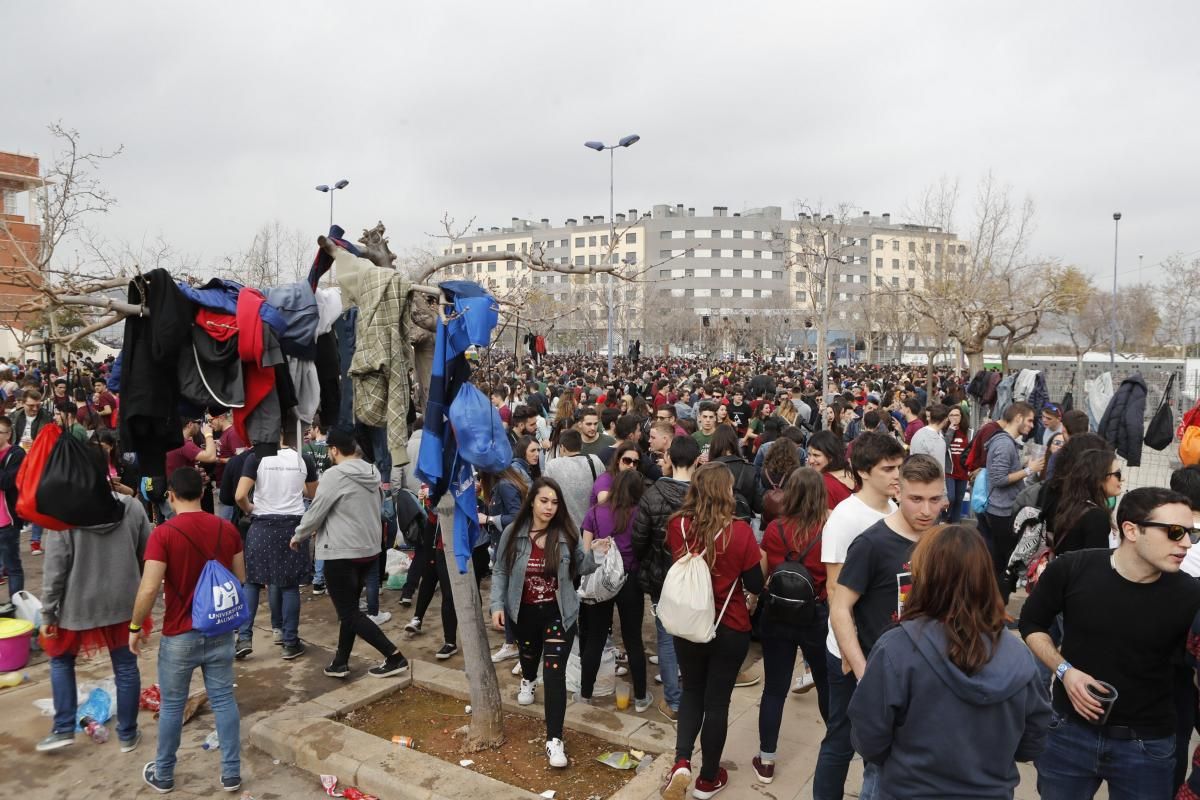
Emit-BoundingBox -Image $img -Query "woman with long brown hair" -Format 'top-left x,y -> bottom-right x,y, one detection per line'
489,477 -> 606,768
662,463 -> 764,800
848,525 -> 1050,798
1052,448 -> 1122,555
752,467 -> 830,785
589,439 -> 642,507
548,394 -> 576,455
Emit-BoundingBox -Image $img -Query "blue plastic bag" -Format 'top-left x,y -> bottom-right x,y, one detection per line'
76,687 -> 111,730
449,382 -> 512,474
970,468 -> 990,515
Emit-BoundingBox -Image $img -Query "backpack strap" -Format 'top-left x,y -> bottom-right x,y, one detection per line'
711,523 -> 737,629
575,453 -> 598,482
778,520 -> 821,563
159,520 -> 223,608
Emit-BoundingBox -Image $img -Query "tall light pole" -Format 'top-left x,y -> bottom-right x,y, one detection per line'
584,134 -> 640,377
1110,212 -> 1120,367
315,179 -> 350,227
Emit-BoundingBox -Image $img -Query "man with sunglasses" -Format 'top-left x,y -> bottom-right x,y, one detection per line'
1019,486 -> 1200,799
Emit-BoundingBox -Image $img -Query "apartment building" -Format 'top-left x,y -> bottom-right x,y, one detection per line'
0,151 -> 45,358
443,204 -> 966,353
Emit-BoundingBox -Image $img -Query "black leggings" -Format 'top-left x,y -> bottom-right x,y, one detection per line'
578,579 -> 647,699
431,547 -> 488,645
983,512 -> 1017,601
674,625 -> 751,781
516,601 -> 576,740
401,539 -> 429,600
324,558 -> 399,667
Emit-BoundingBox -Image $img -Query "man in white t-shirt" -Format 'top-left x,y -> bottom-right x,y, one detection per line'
813,431 -> 904,800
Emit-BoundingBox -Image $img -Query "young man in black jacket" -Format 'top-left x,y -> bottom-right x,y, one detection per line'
632,435 -> 699,722
1019,486 -> 1200,799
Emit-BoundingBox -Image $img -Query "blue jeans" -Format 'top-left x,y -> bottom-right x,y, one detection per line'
652,603 -> 681,710
945,477 -> 968,523
238,583 -> 296,646
30,523 -> 42,544
814,649 -> 862,800
313,558 -> 325,586
50,647 -> 140,741
214,502 -> 235,522
1036,714 -> 1175,800
0,525 -> 24,599
155,630 -> 240,782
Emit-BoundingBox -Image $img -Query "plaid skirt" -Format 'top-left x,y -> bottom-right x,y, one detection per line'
244,514 -> 311,586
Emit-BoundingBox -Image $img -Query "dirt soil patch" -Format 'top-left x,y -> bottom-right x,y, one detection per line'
342,685 -> 641,800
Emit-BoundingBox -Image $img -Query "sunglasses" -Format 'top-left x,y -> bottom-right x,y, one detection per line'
620,456 -> 641,467
1138,520 -> 1200,544
1106,470 -> 1123,481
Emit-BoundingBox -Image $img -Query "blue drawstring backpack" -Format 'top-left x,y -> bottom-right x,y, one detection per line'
166,523 -> 249,635
449,382 -> 512,473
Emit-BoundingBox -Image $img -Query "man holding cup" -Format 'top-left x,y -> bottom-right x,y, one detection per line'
1019,486 -> 1200,799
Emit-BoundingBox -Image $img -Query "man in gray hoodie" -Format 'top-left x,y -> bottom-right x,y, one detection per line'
37,465 -> 151,754
291,427 -> 408,679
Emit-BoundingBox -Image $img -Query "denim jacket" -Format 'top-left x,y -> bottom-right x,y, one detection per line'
489,521 -> 597,631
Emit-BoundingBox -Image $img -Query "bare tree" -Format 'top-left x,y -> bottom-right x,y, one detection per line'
905,173 -> 1067,375
0,124 -> 123,360
219,220 -> 309,288
1156,253 -> 1200,355
1050,267 -> 1107,399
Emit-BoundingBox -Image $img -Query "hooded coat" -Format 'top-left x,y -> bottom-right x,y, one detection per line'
40,495 -> 151,630
1097,372 -> 1149,467
291,457 -> 382,561
632,476 -> 690,597
849,619 -> 1051,799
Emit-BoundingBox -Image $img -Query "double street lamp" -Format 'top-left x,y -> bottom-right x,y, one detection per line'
315,179 -> 350,227
1110,212 -> 1120,367
584,135 -> 640,376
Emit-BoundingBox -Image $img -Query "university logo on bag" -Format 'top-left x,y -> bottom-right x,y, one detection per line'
212,581 -> 240,614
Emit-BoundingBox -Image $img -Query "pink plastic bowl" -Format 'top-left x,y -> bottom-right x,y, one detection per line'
0,618 -> 34,671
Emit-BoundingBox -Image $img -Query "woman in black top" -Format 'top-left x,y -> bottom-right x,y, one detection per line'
1053,448 -> 1123,555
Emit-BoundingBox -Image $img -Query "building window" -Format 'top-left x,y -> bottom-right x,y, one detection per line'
908,241 -> 916,252
625,252 -> 636,263
506,243 -> 515,252
908,260 -> 915,270
660,231 -> 672,240
695,288 -> 711,298
733,250 -> 742,258
875,257 -> 883,269
875,276 -> 883,287
733,269 -> 743,278
838,310 -> 847,320
506,278 -> 515,288
560,239 -> 568,248
695,268 -> 710,278
600,235 -> 608,246
892,259 -> 900,269
588,255 -> 597,266
588,236 -> 597,247
575,255 -> 585,266
487,262 -> 496,272
892,240 -> 899,251
487,244 -> 497,252
506,261 -> 514,270
684,269 -> 694,277
733,230 -> 742,239
659,270 -> 670,278
908,278 -> 916,289
659,250 -> 672,258
891,277 -> 900,287
453,247 -> 462,254
626,233 -> 637,244
684,288 -> 694,298
838,274 -> 847,283
796,290 -> 807,302
573,237 -> 584,247
772,271 -> 783,280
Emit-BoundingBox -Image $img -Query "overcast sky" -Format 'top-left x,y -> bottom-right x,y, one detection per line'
5,1 -> 1196,288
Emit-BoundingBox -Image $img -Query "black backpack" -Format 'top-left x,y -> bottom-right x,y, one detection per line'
761,521 -> 822,627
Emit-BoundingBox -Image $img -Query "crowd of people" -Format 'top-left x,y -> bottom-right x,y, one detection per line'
5,347 -> 1200,800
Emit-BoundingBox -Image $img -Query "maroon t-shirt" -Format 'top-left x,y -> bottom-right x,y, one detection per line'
164,440 -> 202,480
144,511 -> 243,636
665,517 -> 760,632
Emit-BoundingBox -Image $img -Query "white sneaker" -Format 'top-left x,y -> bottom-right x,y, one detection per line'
404,617 -> 422,634
517,678 -> 536,706
367,611 -> 392,626
649,654 -> 660,665
792,670 -> 816,694
545,737 -> 567,768
491,642 -> 519,663
511,661 -> 523,676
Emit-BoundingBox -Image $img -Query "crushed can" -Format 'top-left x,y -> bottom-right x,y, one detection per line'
392,735 -> 415,749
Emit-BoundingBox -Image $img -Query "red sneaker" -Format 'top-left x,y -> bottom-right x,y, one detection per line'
751,756 -> 774,783
662,757 -> 690,800
692,768 -> 728,799
30,541 -> 42,556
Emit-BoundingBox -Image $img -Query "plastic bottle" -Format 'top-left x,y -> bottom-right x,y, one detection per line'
0,671 -> 27,688
80,716 -> 109,744
202,731 -> 220,750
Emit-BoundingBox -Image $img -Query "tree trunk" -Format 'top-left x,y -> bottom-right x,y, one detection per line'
436,492 -> 505,750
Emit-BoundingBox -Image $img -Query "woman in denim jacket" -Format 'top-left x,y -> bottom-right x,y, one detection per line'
490,476 -> 606,769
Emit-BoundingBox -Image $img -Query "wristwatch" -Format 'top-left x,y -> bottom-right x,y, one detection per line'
1055,661 -> 1072,681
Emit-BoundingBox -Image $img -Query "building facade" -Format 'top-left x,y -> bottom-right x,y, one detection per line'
0,151 -> 45,358
442,203 -> 966,356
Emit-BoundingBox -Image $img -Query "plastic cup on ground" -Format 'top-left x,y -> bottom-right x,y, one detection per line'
614,682 -> 631,710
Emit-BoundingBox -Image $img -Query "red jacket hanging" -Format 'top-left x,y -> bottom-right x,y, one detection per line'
233,288 -> 276,445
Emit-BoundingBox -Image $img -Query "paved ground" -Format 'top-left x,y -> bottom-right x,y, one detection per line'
0,535 -> 1072,799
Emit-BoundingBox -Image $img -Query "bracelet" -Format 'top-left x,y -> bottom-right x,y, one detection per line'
129,624 -> 142,633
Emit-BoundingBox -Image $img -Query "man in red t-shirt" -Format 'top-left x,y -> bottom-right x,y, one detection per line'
91,378 -> 118,429
130,467 -> 245,793
161,419 -> 218,519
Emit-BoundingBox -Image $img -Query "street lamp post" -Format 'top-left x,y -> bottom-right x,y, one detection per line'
584,135 -> 640,377
315,179 -> 350,227
1110,212 -> 1120,367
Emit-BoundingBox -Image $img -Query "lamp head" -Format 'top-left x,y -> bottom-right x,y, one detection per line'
1113,212 -> 1122,221
315,185 -> 330,192
618,134 -> 641,148
334,179 -> 350,190
584,141 -> 606,151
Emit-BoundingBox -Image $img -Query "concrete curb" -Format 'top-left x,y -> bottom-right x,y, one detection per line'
248,657 -> 663,800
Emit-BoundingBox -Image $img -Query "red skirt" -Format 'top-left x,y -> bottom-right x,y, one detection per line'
39,615 -> 154,659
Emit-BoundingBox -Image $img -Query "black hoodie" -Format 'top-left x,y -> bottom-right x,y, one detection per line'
632,476 -> 689,598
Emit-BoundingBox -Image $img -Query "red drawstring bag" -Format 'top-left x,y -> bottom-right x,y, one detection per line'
16,424 -> 65,530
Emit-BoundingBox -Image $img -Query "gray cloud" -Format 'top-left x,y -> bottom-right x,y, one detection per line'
5,0 -> 1196,285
